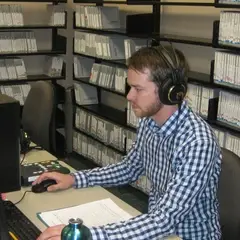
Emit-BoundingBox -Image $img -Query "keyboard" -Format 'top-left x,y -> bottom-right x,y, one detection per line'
3,200 -> 41,240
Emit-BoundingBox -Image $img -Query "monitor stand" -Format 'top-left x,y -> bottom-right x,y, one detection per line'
0,194 -> 10,240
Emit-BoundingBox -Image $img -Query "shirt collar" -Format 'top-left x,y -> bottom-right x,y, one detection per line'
146,100 -> 189,136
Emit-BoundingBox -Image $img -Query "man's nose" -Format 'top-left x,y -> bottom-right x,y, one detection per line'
127,88 -> 134,101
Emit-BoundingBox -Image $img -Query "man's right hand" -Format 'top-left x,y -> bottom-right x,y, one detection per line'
32,172 -> 75,192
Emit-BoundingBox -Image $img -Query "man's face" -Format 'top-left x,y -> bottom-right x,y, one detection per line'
126,68 -> 162,118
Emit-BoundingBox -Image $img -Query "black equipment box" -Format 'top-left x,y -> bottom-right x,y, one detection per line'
21,160 -> 70,186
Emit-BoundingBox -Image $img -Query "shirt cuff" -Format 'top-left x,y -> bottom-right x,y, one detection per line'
70,171 -> 88,188
89,226 -> 108,240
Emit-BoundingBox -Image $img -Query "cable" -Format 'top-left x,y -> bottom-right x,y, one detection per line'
27,146 -> 43,152
20,153 -> 26,165
13,191 -> 32,205
20,145 -> 44,165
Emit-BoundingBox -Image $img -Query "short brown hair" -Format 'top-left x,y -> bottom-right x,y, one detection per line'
127,45 -> 189,88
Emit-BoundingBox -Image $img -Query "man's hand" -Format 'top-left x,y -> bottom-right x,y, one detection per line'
32,172 -> 75,192
1,193 -> 6,200
37,224 -> 65,240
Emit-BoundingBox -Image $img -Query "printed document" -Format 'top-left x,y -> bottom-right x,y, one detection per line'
38,198 -> 133,227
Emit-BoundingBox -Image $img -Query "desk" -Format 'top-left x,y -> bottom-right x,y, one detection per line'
7,149 -> 180,240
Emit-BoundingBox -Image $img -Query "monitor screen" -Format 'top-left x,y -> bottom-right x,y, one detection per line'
0,94 -> 21,193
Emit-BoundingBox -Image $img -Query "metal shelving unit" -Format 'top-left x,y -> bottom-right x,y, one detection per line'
0,0 -> 67,157
71,0 -> 240,195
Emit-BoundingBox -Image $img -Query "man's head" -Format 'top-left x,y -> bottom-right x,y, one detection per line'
126,45 -> 188,119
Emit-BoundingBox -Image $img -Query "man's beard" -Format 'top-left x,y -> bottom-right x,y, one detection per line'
132,100 -> 163,118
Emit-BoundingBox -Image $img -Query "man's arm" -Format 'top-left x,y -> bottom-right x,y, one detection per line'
87,137 -> 221,239
72,120 -> 145,188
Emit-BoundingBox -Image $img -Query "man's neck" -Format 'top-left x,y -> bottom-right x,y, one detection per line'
151,104 -> 178,126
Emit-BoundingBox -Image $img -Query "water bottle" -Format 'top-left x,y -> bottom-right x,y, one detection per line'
61,218 -> 92,240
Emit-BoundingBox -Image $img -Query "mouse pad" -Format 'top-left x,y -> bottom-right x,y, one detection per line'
21,160 -> 70,186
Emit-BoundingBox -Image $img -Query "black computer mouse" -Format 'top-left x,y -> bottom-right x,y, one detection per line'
31,179 -> 57,193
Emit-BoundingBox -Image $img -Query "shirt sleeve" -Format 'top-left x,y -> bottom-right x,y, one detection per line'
87,137 -> 220,240
72,120 -> 145,189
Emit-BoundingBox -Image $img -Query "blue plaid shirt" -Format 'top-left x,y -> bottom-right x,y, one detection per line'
73,101 -> 222,240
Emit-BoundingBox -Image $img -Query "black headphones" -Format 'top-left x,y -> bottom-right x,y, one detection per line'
151,45 -> 187,105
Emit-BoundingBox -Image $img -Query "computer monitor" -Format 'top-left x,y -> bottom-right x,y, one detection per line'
0,94 -> 21,240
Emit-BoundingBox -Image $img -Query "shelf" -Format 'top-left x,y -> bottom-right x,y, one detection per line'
0,25 -> 66,30
126,124 -> 137,132
74,127 -> 125,154
158,2 -> 214,6
214,81 -> 240,95
188,71 -> 211,83
70,151 -> 101,169
188,72 -> 215,88
1,50 -> 66,57
215,0 -> 240,8
74,52 -> 126,66
0,0 -> 67,2
74,77 -> 126,96
74,26 -> 127,35
74,25 -> 156,39
73,0 -> 162,4
209,120 -> 240,135
75,103 -> 126,128
187,71 -> 240,94
73,0 -> 214,6
157,34 -> 212,47
215,42 -> 240,51
0,74 -> 65,85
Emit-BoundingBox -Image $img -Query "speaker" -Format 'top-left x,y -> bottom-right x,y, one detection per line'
126,13 -> 154,36
152,46 -> 187,105
0,94 -> 21,193
20,129 -> 31,154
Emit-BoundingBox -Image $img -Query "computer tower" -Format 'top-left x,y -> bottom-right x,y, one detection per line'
0,94 -> 21,193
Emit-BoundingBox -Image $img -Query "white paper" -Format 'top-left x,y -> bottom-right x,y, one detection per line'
38,198 -> 133,227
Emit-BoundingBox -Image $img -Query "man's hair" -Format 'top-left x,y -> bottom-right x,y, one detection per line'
127,45 -> 189,88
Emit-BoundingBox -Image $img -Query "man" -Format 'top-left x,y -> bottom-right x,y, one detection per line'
36,45 -> 222,240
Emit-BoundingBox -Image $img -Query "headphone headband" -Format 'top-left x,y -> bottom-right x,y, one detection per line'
151,44 -> 187,105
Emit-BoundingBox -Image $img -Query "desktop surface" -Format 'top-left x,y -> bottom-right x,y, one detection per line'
7,149 -> 141,232
6,148 -> 180,240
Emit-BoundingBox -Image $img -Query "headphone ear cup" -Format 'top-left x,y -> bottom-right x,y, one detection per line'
158,77 -> 173,105
159,78 -> 187,105
168,83 -> 187,104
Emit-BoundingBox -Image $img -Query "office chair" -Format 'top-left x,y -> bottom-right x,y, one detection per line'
21,81 -> 57,153
218,147 -> 240,240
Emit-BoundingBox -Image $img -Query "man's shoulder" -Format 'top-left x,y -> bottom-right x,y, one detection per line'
177,110 -> 219,149
191,113 -> 215,139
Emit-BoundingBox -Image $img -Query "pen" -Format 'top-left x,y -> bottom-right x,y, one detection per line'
9,231 -> 18,240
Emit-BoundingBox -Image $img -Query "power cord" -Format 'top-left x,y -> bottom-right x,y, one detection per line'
13,191 -> 32,205
20,145 -> 44,165
20,153 -> 26,165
